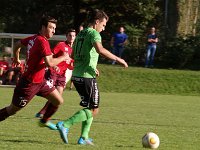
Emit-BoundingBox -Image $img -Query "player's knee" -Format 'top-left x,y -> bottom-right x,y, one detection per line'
59,99 -> 64,105
57,97 -> 64,105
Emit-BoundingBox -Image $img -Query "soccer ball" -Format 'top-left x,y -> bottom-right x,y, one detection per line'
142,132 -> 160,149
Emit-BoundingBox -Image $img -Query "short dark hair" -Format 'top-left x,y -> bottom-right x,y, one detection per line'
66,28 -> 76,35
87,9 -> 109,23
39,15 -> 57,29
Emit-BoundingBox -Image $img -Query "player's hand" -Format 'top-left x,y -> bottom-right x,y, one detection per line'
53,66 -> 60,73
116,57 -> 128,68
62,52 -> 69,60
63,52 -> 72,64
95,69 -> 100,77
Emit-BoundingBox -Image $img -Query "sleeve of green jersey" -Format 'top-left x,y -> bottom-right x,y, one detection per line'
91,30 -> 102,44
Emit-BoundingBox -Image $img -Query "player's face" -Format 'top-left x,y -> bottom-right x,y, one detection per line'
67,32 -> 76,44
96,18 -> 107,33
45,22 -> 56,39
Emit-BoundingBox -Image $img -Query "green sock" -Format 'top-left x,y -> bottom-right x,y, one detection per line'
63,108 -> 92,128
81,117 -> 93,140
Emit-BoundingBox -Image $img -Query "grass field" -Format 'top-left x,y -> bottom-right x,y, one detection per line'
0,87 -> 200,150
96,64 -> 200,96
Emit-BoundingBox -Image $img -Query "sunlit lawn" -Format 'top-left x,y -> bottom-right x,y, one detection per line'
0,88 -> 200,150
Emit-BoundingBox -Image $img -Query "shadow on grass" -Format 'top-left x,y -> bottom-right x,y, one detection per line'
11,115 -> 61,121
115,144 -> 134,148
1,139 -> 44,144
9,116 -> 200,129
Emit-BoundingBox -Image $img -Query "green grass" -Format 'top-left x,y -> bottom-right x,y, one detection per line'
0,87 -> 200,150
96,64 -> 200,96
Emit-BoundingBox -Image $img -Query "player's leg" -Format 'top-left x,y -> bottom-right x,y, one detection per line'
35,101 -> 50,118
57,108 -> 93,144
36,70 -> 58,118
78,115 -> 94,145
38,73 -> 66,129
0,103 -> 21,121
56,85 -> 64,95
81,117 -> 93,139
57,77 -> 99,145
69,81 -> 74,90
35,84 -> 64,119
35,78 -> 62,129
65,69 -> 72,84
78,116 -> 98,143
65,69 -> 73,90
38,89 -> 63,130
41,89 -> 63,121
0,77 -> 36,121
78,78 -> 99,145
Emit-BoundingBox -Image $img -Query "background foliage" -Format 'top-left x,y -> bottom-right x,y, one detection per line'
0,0 -> 200,69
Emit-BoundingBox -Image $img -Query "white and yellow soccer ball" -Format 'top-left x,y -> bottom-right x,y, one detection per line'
142,132 -> 160,149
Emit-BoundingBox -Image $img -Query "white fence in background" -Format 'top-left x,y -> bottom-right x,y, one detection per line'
0,33 -> 66,56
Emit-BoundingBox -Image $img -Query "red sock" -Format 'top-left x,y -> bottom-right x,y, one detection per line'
38,101 -> 50,114
0,107 -> 9,121
41,103 -> 58,123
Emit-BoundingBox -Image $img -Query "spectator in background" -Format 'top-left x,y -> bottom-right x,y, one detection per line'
0,55 -> 25,85
5,58 -> 25,85
0,55 -> 9,84
145,27 -> 158,68
110,26 -> 128,65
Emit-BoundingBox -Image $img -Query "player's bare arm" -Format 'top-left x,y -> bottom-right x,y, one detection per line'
93,42 -> 128,68
44,52 -> 69,67
13,40 -> 23,67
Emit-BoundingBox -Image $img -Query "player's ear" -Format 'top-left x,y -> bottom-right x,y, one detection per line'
95,19 -> 100,25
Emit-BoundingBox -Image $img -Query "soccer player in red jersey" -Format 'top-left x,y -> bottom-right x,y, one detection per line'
35,29 -> 76,121
0,16 -> 69,129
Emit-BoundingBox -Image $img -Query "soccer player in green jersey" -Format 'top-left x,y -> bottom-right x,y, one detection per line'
56,9 -> 128,145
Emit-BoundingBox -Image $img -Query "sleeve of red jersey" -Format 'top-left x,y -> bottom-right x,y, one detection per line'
40,39 -> 52,57
20,36 -> 33,46
52,42 -> 62,55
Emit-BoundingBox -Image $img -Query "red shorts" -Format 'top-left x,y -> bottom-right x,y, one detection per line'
45,69 -> 66,88
12,77 -> 55,108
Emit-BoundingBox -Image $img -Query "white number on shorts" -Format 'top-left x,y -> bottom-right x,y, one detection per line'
19,99 -> 28,107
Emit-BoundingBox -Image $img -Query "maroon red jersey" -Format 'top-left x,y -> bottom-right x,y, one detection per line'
51,41 -> 73,75
0,61 -> 9,71
21,34 -> 52,83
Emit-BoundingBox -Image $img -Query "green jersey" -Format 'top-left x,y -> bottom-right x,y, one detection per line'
72,27 -> 101,78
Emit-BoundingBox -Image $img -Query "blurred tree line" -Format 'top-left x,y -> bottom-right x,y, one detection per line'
0,0 -> 200,69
